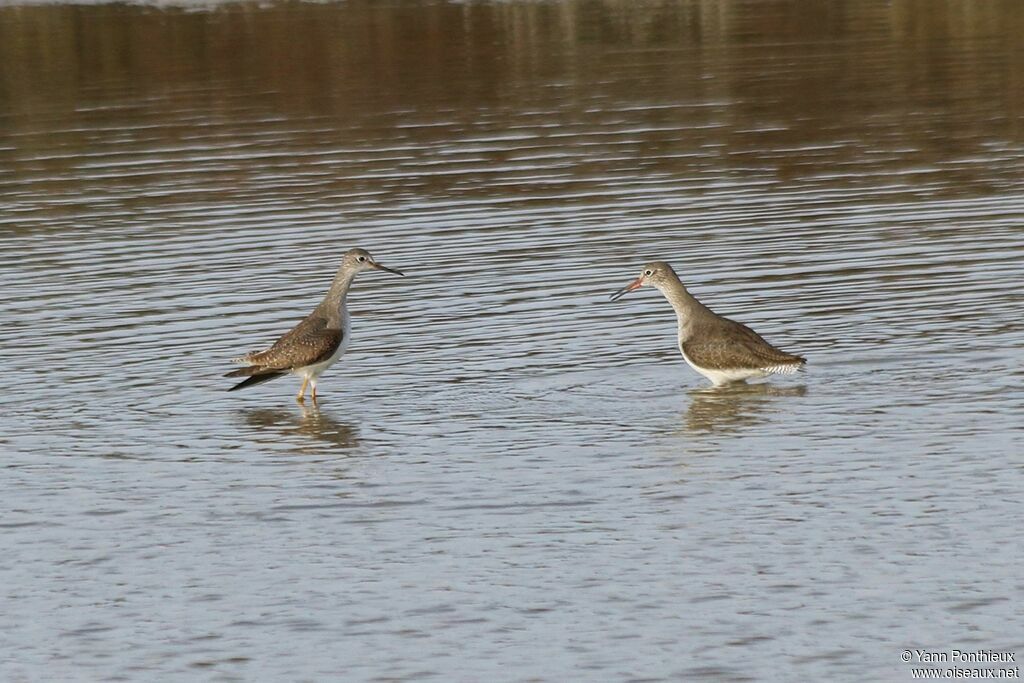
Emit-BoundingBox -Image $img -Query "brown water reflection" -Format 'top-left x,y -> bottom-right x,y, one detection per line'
1,1 -> 1021,197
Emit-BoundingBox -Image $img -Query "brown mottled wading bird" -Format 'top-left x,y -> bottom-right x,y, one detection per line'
226,247 -> 403,402
610,261 -> 805,386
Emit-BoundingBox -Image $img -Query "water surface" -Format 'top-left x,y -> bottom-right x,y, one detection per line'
1,1 -> 1022,680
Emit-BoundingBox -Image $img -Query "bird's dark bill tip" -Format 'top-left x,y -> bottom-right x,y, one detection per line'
373,263 -> 404,276
609,278 -> 643,301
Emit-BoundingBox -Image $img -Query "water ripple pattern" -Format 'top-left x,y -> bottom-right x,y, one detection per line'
1,1 -> 1022,681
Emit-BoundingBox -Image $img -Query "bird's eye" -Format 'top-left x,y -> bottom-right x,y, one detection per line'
644,270 -> 653,276
357,256 -> 366,262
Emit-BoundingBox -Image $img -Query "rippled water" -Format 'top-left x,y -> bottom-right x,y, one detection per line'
2,1 -> 1022,680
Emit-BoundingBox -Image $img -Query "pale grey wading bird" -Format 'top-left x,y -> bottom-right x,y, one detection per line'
610,261 -> 805,386
225,248 -> 403,402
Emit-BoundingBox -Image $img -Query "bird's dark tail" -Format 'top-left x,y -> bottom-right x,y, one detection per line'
227,371 -> 286,392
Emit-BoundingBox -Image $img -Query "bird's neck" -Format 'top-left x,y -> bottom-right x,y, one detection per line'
319,267 -> 356,323
659,278 -> 710,340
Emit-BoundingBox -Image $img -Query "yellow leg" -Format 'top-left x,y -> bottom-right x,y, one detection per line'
311,381 -> 318,403
296,377 -> 308,402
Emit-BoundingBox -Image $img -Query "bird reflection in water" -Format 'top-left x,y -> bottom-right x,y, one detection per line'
243,403 -> 360,450
683,383 -> 807,433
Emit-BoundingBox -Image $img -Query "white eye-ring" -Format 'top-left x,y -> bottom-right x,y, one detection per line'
357,256 -> 367,262
644,269 -> 653,276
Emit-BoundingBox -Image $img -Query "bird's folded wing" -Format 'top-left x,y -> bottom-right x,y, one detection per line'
683,337 -> 801,371
243,316 -> 343,371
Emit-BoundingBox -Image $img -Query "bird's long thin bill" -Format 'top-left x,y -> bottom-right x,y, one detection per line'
373,263 -> 404,276
609,278 -> 643,301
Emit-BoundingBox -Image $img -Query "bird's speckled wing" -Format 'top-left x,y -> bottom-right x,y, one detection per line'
683,318 -> 804,372
239,314 -> 343,371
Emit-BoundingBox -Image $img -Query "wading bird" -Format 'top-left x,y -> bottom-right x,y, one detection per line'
226,247 -> 403,401
610,261 -> 805,386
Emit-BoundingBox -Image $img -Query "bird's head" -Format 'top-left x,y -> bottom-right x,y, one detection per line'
343,248 -> 404,276
609,261 -> 677,301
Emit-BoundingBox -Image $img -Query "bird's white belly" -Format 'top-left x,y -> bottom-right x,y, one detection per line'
679,345 -> 767,386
